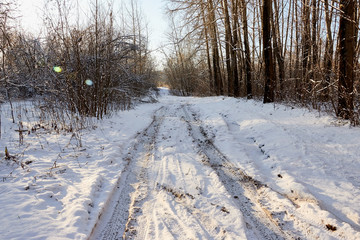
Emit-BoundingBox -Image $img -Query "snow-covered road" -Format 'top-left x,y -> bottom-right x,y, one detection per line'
91,104 -> 285,239
1,89 -> 360,239
89,93 -> 360,239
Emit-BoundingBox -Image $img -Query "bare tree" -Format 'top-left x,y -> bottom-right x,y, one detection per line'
33,0 -> 156,120
163,0 -> 360,123
323,0 -> 334,100
301,0 -> 311,101
338,0 -> 356,120
200,1 -> 213,94
207,0 -> 223,95
271,0 -> 285,98
223,0 -> 233,96
0,1 -> 17,123
240,0 -> 252,99
262,0 -> 275,103
231,0 -> 240,97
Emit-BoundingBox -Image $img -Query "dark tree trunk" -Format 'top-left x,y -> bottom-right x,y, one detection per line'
272,0 -> 285,98
311,0 -> 318,81
295,0 -> 302,100
223,0 -> 234,96
240,0 -> 252,99
338,0 -> 355,120
302,0 -> 311,100
200,2 -> 213,94
231,0 -> 240,97
263,0 -> 275,103
323,0 -> 333,100
208,0 -> 223,95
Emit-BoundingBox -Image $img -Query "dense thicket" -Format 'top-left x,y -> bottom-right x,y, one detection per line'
165,0 -> 359,123
0,0 -> 155,121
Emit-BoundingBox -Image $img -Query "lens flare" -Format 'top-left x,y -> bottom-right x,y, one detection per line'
53,66 -> 62,73
85,79 -> 93,86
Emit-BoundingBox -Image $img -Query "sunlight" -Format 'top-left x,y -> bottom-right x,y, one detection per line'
85,79 -> 93,86
53,66 -> 62,73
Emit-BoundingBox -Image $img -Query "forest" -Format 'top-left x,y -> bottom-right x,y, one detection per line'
0,0 -> 359,124
0,0 -> 157,125
163,0 -> 359,124
1,1 -> 360,239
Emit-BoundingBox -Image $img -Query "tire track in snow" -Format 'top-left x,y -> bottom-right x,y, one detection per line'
136,105 -> 234,239
181,104 -> 292,240
88,107 -> 164,240
90,105 -> 229,240
220,107 -> 360,235
183,103 -> 357,240
92,103 -> 304,240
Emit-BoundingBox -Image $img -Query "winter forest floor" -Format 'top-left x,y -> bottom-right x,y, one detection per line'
1,88 -> 360,239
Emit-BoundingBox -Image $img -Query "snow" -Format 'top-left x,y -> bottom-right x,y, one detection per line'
0,100 -> 160,239
1,89 -> 360,239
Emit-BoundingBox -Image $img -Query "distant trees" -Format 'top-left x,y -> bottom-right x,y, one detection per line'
163,10 -> 209,96
0,0 -> 156,121
2,0 -> 359,123
165,0 -> 359,123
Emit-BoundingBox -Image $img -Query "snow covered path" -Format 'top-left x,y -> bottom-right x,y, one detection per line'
1,91 -> 360,239
90,104 -> 278,239
90,103 -> 283,239
89,94 -> 360,240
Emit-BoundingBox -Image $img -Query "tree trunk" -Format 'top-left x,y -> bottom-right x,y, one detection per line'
207,0 -> 223,95
240,0 -> 252,99
263,0 -> 275,103
311,0 -> 318,79
272,0 -> 285,98
323,0 -> 333,100
231,0 -> 240,97
338,0 -> 355,120
200,2 -> 213,94
309,0 -> 319,103
302,0 -> 311,101
223,0 -> 234,96
295,0 -> 302,100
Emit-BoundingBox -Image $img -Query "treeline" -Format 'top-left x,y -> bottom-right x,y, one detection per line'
164,0 -> 359,123
0,0 -> 156,121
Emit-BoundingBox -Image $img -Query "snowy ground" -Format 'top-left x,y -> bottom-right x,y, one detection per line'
1,88 -> 360,239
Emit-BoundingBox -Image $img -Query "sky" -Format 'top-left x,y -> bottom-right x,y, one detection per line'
16,0 -> 169,65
